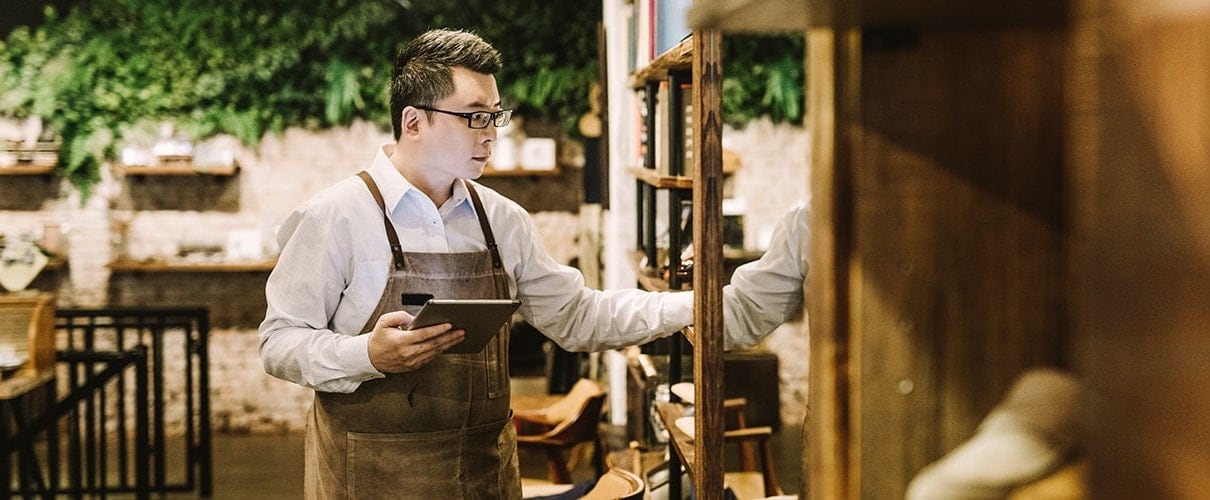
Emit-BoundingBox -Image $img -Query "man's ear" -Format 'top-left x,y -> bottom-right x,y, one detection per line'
401,107 -> 424,137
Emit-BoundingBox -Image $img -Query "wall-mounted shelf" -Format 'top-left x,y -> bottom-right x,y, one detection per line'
114,162 -> 239,176
0,165 -> 56,175
630,38 -> 694,88
656,401 -> 696,468
108,258 -> 276,273
629,166 -> 694,190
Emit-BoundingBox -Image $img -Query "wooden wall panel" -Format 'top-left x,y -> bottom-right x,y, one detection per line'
806,27 -> 858,500
853,27 -> 1070,498
809,24 -> 1071,499
1072,3 -> 1210,498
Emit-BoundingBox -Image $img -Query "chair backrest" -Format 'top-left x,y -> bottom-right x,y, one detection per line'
581,468 -> 645,500
542,378 -> 606,425
541,390 -> 608,446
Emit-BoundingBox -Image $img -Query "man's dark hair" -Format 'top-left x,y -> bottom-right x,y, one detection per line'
389,29 -> 503,140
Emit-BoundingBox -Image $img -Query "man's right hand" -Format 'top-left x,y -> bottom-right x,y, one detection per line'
366,310 -> 465,373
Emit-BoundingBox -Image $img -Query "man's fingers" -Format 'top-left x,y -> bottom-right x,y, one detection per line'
378,310 -> 415,329
405,322 -> 461,342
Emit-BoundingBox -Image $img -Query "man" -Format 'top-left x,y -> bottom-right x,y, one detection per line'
258,29 -> 692,499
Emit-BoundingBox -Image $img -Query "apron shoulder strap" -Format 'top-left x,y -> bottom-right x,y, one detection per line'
357,171 -> 406,270
463,181 -> 504,270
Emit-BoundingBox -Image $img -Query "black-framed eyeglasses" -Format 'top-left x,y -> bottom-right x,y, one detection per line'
413,105 -> 513,129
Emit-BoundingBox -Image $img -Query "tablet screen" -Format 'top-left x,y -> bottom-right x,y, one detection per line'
407,298 -> 522,354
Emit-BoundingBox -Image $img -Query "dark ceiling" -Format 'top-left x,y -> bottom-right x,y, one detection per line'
0,0 -> 81,38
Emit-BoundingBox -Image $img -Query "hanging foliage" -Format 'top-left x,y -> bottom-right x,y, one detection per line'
0,0 -> 802,199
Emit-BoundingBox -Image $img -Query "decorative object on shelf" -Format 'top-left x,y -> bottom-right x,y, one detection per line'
151,122 -> 194,164
671,382 -> 695,404
492,117 -> 520,170
0,236 -> 50,293
520,137 -> 558,170
225,229 -> 265,262
117,130 -> 238,175
0,116 -> 60,169
578,84 -> 604,139
191,139 -> 236,172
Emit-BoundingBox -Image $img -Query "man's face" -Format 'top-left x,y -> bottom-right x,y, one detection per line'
415,66 -> 502,183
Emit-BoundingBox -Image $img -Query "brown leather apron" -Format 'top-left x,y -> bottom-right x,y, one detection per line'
304,172 -> 520,499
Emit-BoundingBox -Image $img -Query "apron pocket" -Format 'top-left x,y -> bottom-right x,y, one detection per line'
347,429 -> 462,499
346,419 -> 515,499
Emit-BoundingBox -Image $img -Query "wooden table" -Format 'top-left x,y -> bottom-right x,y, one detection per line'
0,369 -> 57,499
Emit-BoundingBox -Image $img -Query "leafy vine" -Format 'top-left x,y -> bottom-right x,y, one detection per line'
0,1 -> 803,199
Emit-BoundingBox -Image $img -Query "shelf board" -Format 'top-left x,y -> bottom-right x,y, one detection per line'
629,167 -> 694,190
630,37 -> 694,87
655,402 -> 696,473
0,164 -> 56,175
629,250 -> 689,292
115,162 -> 239,176
681,325 -> 697,348
108,258 -> 277,273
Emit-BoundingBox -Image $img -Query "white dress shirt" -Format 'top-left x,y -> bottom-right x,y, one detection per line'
259,145 -> 694,393
722,203 -> 809,350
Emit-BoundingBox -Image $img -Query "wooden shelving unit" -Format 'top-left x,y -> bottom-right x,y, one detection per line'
690,1 -> 1210,499
628,166 -> 694,190
625,27 -> 727,498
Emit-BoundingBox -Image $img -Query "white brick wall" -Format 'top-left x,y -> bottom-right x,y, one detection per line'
2,118 -> 810,432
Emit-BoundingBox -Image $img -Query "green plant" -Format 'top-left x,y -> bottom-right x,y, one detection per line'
723,34 -> 806,128
0,1 -> 802,199
0,1 -> 601,199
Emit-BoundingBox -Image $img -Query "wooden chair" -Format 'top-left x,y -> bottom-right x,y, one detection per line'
723,397 -> 785,499
515,378 -> 608,484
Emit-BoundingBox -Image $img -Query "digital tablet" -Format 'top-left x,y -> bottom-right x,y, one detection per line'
407,298 -> 522,354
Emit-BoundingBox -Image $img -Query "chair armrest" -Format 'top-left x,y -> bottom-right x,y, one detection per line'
513,409 -> 556,426
723,426 -> 774,442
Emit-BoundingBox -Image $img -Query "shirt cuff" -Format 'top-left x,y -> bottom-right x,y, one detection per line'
338,333 -> 385,380
663,290 -> 695,329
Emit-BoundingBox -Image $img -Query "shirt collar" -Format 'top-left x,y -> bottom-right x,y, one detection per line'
368,143 -> 471,214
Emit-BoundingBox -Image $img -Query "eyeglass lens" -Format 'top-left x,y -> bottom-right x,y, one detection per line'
472,110 -> 511,128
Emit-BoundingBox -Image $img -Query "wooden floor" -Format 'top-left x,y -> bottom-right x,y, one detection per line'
98,376 -> 803,498
188,425 -> 802,498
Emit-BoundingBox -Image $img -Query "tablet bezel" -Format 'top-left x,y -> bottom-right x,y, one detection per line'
407,298 -> 522,354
